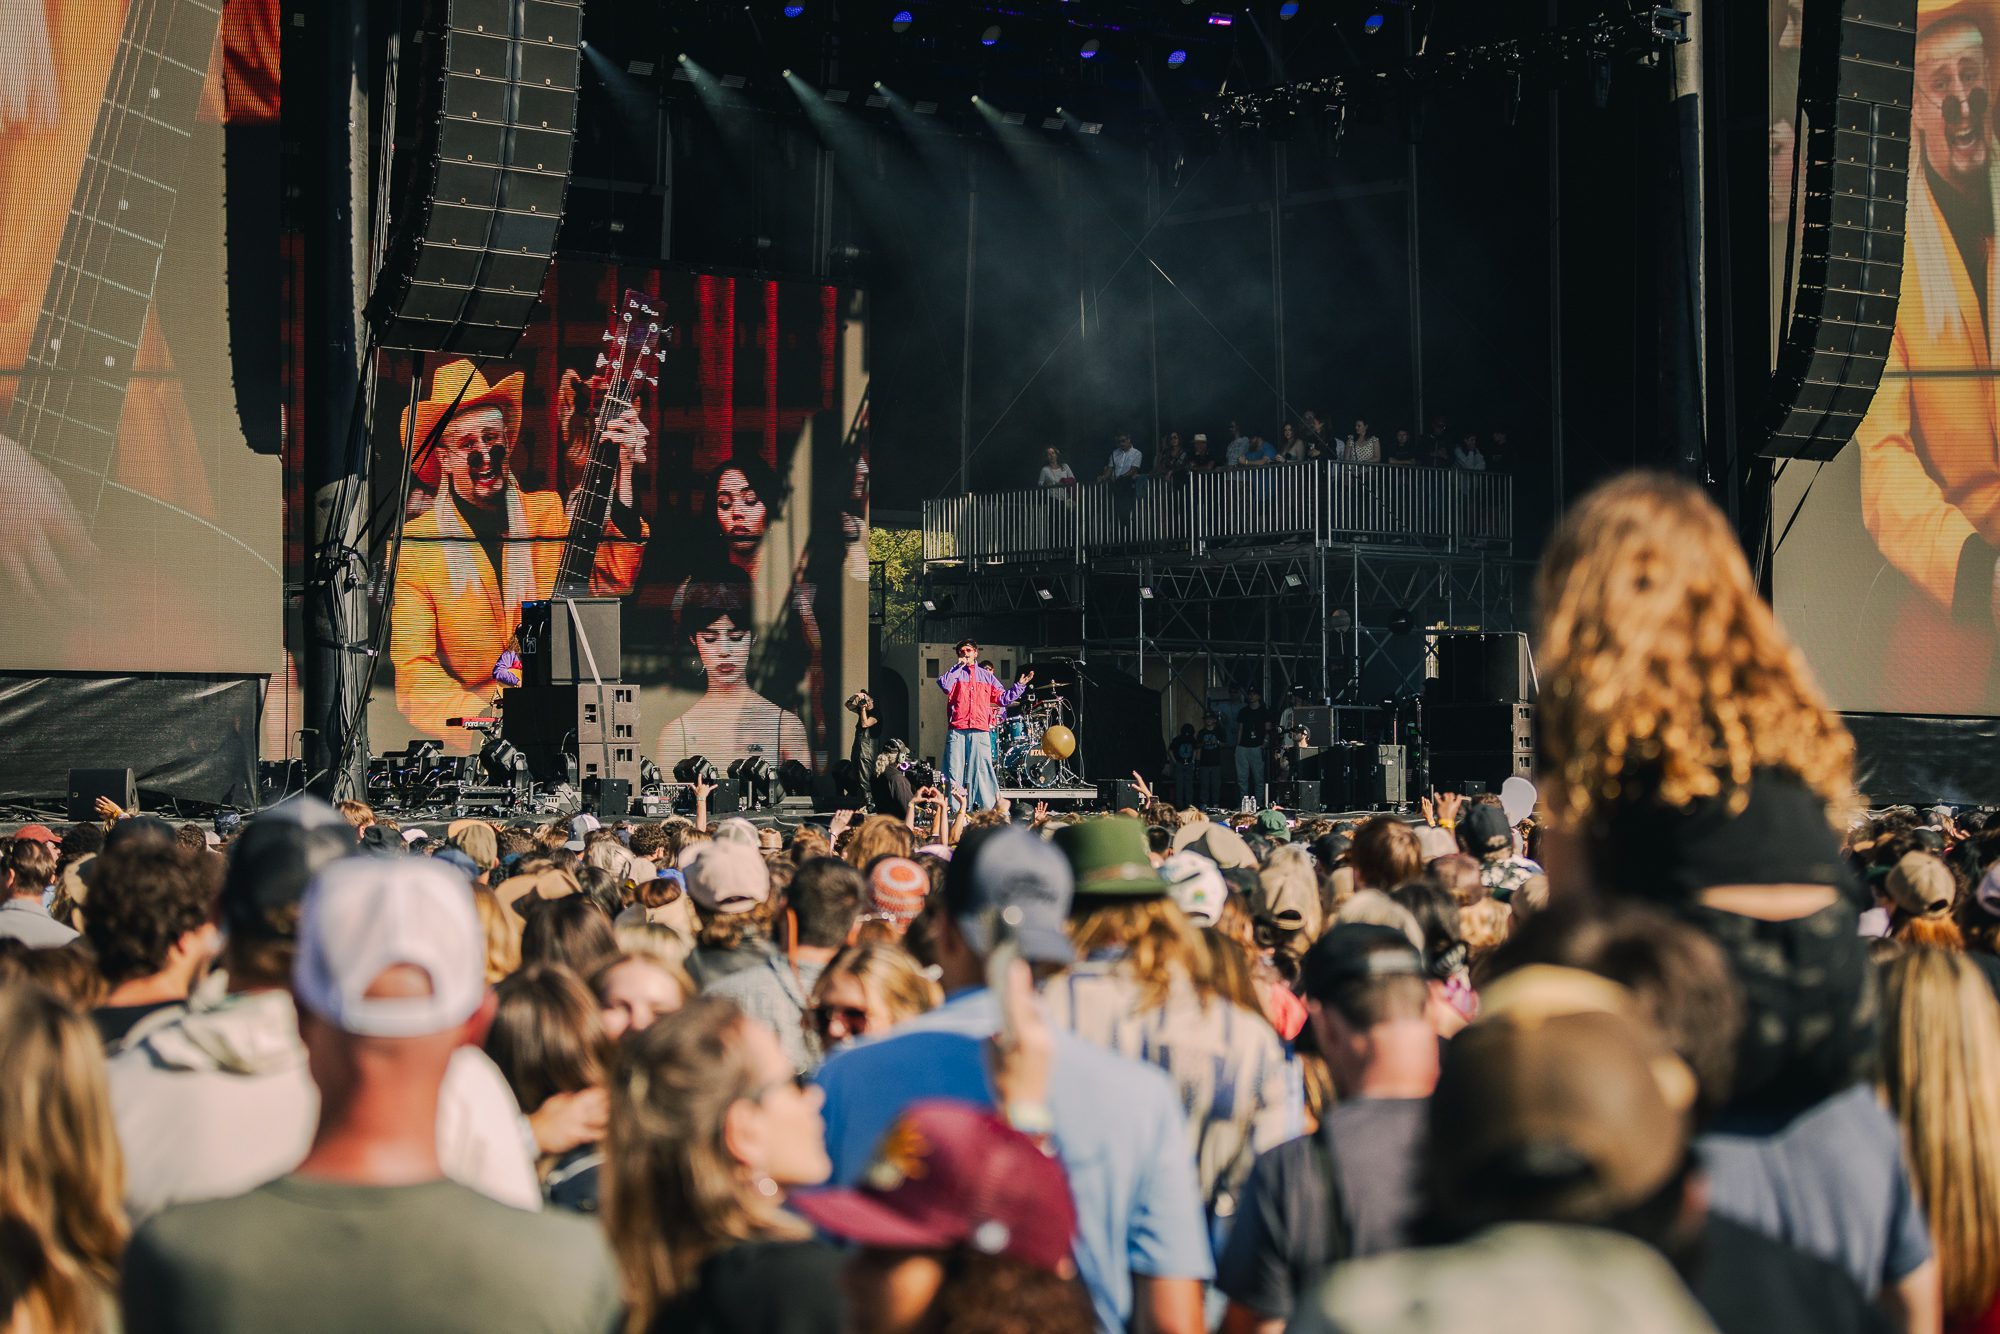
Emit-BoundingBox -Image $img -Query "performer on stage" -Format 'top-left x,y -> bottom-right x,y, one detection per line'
937,640 -> 1032,813
389,360 -> 650,742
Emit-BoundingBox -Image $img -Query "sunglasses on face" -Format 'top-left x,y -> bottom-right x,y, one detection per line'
811,1004 -> 869,1035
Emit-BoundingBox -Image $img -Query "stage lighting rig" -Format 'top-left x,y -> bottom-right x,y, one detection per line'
728,756 -> 774,807
674,755 -> 720,784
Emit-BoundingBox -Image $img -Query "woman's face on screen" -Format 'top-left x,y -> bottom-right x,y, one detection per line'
714,469 -> 768,548
694,614 -> 753,686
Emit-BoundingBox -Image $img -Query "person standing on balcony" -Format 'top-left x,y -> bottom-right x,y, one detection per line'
1454,432 -> 1489,471
1038,447 -> 1077,489
1303,409 -> 1333,457
1155,432 -> 1188,486
1345,420 -> 1383,465
1188,433 -> 1221,473
938,640 -> 1033,814
1386,427 -> 1418,465
1235,687 -> 1274,810
1487,428 -> 1512,470
1279,423 -> 1310,463
1226,421 -> 1252,468
1102,432 -> 1145,525
1244,434 -> 1280,467
1422,416 -> 1453,466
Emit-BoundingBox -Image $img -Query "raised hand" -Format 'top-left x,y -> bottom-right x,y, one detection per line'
603,408 -> 649,505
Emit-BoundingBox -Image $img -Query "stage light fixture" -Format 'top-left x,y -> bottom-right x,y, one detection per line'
891,9 -> 913,32
627,59 -> 654,75
1001,110 -> 1025,125
1079,38 -> 1101,58
866,93 -> 889,107
783,2 -> 805,15
782,67 -> 793,77
1033,578 -> 1055,602
1079,122 -> 1103,134
825,88 -> 849,102
639,757 -> 665,792
970,94 -> 981,103
1140,586 -> 1155,600
579,38 -> 588,48
721,72 -> 747,87
873,79 -> 883,88
1166,49 -> 1188,68
1284,572 -> 1304,589
1279,0 -> 1299,17
677,52 -> 687,62
673,755 -> 720,784
981,24 -> 1001,46
1363,9 -> 1385,33
1207,12 -> 1233,25
915,99 -> 938,113
1042,114 -> 1065,128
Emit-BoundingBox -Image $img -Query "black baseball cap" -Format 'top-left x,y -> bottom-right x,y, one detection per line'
222,796 -> 359,940
1299,923 -> 1425,1003
1459,804 -> 1514,856
944,826 -> 1076,965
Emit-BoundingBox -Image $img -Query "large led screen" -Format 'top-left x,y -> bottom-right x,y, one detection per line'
0,0 -> 282,673
366,263 -> 870,772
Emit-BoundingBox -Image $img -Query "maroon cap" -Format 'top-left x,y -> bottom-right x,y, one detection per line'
12,824 -> 59,847
790,1099 -> 1077,1274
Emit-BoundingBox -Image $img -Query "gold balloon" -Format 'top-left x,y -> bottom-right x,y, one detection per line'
1041,724 -> 1076,760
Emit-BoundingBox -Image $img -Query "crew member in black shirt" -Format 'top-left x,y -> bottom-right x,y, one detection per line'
1196,713 -> 1228,809
1235,687 -> 1274,809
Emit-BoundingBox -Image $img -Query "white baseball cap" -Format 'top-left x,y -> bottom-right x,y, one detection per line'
1162,852 -> 1228,926
294,856 -> 485,1038
564,812 -> 602,852
712,817 -> 760,847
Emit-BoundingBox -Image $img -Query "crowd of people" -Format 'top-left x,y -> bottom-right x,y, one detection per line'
1035,416 -> 1511,491
1,471 -> 1997,1334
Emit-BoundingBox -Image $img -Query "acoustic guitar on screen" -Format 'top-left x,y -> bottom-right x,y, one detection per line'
492,289 -> 665,686
0,0 -> 236,628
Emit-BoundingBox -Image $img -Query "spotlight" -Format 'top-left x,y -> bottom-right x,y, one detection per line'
1033,577 -> 1056,603
639,757 -> 665,792
728,756 -> 774,807
891,9 -> 912,31
479,737 -> 529,785
1080,38 -> 1101,58
981,24 -> 1001,45
1166,48 -> 1188,68
873,79 -> 883,88
673,755 -> 720,784
579,38 -> 589,48
781,67 -> 793,77
1055,105 -> 1064,114
1284,572 -> 1304,589
783,1 -> 805,14
1279,0 -> 1299,16
1140,586 -> 1155,600
970,94 -> 981,103
677,52 -> 688,62
1363,9 -> 1385,33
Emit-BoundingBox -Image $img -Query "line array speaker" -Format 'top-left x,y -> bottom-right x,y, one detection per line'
1763,0 -> 1914,460
367,0 -> 582,356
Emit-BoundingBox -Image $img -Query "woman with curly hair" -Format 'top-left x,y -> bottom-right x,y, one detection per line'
1534,473 -> 1938,1321
0,982 -> 127,1331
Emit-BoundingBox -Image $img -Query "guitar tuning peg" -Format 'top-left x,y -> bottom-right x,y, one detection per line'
621,313 -> 632,322
595,353 -> 608,367
601,330 -> 613,341
647,322 -> 658,332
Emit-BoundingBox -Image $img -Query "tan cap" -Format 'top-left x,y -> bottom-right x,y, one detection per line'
1884,851 -> 1955,918
1428,966 -> 1696,1228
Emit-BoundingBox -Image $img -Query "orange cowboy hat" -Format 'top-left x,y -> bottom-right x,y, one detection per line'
400,360 -> 525,490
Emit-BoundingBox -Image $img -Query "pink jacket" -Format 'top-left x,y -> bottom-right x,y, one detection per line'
938,664 -> 1026,732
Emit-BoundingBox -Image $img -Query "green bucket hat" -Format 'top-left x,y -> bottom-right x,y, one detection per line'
1254,808 -> 1292,841
1053,817 -> 1169,899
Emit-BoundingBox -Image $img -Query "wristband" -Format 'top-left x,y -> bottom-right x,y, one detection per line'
1003,1101 -> 1054,1138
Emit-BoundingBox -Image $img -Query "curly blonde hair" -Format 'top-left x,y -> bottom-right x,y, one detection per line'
1534,472 -> 1857,827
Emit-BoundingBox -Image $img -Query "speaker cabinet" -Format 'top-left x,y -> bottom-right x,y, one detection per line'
1764,0 -> 1913,459
1428,703 -> 1534,755
1434,633 -> 1534,704
1098,779 -> 1146,810
1276,779 -> 1322,811
1430,750 -> 1535,794
519,597 -> 622,686
367,0 -> 583,356
581,776 -> 631,820
68,768 -> 136,823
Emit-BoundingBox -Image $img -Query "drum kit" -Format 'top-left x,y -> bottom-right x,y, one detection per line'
998,682 -> 1084,789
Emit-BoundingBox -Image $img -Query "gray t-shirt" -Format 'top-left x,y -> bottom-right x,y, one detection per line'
122,1176 -> 622,1334
1215,1096 -> 1426,1321
1699,1082 -> 1932,1297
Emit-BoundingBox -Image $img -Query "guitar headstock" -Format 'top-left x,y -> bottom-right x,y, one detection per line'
594,288 -> 668,397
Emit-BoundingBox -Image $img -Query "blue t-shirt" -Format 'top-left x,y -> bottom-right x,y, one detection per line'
1698,1082 -> 1931,1297
815,988 -> 1214,1332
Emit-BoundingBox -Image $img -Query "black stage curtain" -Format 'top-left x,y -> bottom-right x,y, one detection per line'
0,674 -> 260,809
1843,712 -> 2000,808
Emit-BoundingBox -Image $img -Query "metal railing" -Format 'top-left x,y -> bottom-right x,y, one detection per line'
922,461 -> 1512,564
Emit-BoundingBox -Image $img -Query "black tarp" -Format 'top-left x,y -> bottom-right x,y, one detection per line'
0,674 -> 260,809
1843,712 -> 2000,808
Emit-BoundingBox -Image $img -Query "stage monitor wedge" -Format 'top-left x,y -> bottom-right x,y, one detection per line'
367,0 -> 583,357
1763,0 -> 1915,460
